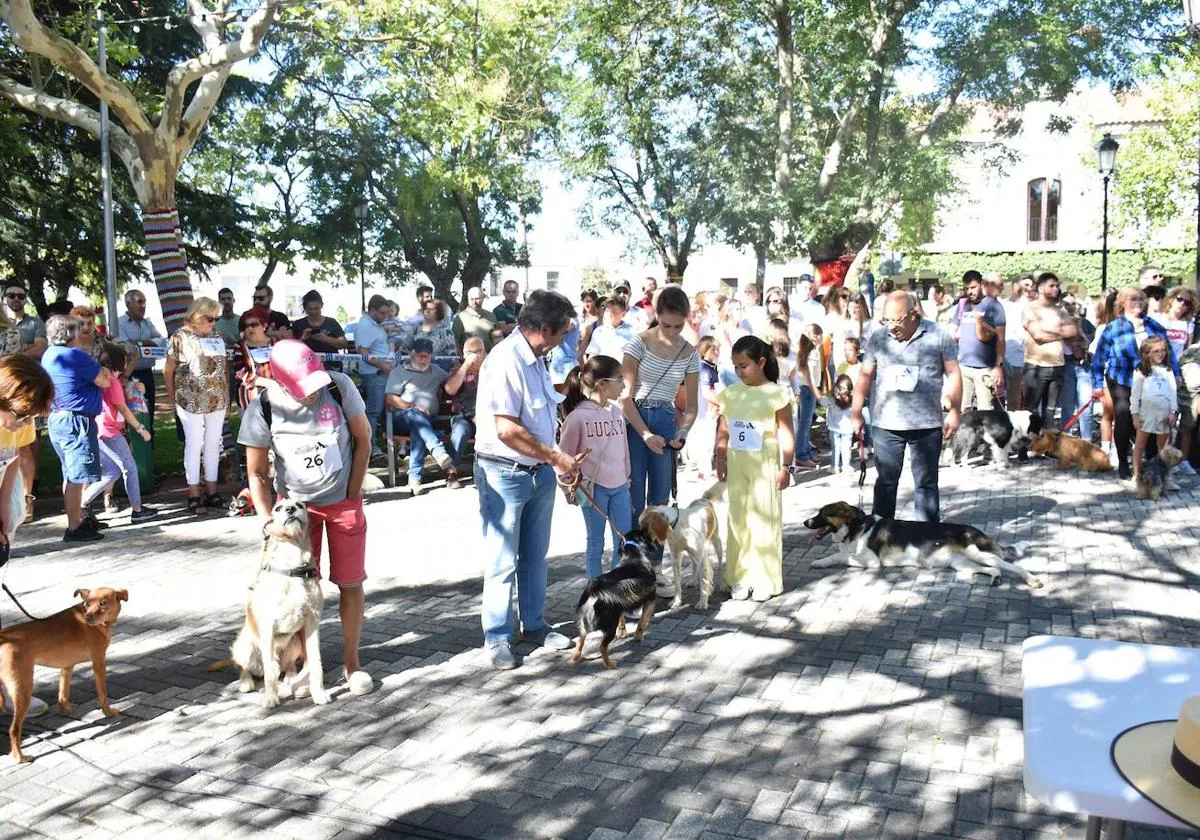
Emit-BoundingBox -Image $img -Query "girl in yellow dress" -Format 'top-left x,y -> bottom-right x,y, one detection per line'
715,336 -> 795,602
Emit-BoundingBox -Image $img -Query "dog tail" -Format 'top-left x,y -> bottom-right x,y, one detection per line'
701,481 -> 726,503
208,659 -> 236,673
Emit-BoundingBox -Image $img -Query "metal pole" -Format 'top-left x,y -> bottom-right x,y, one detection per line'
1194,130 -> 1199,291
98,8 -> 118,332
1101,174 -> 1111,293
357,219 -> 366,313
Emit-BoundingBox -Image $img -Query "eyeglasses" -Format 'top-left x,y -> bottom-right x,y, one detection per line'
880,313 -> 914,327
766,298 -> 784,304
5,293 -> 25,301
243,321 -> 262,329
201,316 -> 217,323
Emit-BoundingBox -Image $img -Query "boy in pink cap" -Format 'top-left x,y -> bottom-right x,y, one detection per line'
237,339 -> 376,696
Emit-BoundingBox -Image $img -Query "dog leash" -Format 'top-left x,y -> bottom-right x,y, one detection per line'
1061,396 -> 1095,433
556,467 -> 630,544
856,431 -> 868,508
0,542 -> 47,626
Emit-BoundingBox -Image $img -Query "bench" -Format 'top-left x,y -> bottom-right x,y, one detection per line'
384,394 -> 474,488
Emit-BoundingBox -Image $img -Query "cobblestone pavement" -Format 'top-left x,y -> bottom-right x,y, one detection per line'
1,458 -> 1199,840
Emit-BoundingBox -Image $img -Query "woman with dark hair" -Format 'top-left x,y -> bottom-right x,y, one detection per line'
292,290 -> 347,355
400,297 -> 456,361
621,286 -> 699,570
715,336 -> 794,601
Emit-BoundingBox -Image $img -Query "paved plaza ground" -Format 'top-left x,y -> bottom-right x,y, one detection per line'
0,459 -> 1198,839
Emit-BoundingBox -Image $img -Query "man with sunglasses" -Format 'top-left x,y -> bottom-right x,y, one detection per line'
251,284 -> 292,341
3,284 -> 45,360
852,291 -> 961,523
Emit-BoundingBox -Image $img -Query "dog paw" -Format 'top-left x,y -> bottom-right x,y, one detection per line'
1029,577 -> 1045,589
670,597 -> 683,610
58,703 -> 72,717
237,676 -> 255,694
261,694 -> 280,709
697,600 -> 710,610
311,691 -> 330,706
100,706 -> 119,718
8,752 -> 29,764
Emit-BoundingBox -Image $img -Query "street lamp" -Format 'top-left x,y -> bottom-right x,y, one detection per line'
353,199 -> 368,313
1097,132 -> 1120,292
1185,0 -> 1200,290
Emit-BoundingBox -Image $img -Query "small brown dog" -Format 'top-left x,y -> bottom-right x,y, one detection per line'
0,587 -> 127,763
1030,430 -> 1114,472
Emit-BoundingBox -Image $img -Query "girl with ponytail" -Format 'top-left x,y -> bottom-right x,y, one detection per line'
559,355 -> 633,579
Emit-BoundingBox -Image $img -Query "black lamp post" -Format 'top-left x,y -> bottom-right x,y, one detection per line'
1097,132 -> 1120,292
1185,0 -> 1200,290
353,199 -> 368,313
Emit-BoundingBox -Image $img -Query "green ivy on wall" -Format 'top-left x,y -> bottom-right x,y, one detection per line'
904,249 -> 1198,294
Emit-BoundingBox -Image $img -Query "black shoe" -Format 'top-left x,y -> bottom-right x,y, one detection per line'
1118,465 -> 1132,480
203,492 -> 227,508
130,507 -> 158,521
63,526 -> 103,543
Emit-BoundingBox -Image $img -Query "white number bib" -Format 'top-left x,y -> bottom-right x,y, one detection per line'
729,419 -> 763,452
248,346 -> 271,365
277,433 -> 342,482
1145,377 -> 1172,398
884,364 -> 918,392
199,338 -> 224,357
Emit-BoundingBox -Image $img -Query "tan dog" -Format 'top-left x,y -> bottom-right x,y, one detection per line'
0,587 -> 127,763
1031,430 -> 1114,472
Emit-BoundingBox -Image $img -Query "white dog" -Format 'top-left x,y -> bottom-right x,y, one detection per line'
223,501 -> 329,708
639,483 -> 725,609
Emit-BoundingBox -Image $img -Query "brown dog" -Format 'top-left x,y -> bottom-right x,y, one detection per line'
0,587 -> 127,763
1030,430 -> 1114,472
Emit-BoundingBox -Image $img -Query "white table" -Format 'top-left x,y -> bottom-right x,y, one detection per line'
1023,635 -> 1200,838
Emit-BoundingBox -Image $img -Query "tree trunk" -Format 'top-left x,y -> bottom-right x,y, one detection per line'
773,0 -> 794,192
257,256 -> 279,287
142,207 -> 193,334
754,241 -> 768,290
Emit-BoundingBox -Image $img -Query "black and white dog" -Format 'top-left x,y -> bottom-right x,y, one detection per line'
941,409 -> 1042,469
803,502 -> 1044,588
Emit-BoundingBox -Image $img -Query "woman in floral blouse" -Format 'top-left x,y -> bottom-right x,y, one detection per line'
164,297 -> 228,515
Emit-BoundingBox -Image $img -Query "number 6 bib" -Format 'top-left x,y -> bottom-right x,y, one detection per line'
729,418 -> 763,452
277,433 -> 342,481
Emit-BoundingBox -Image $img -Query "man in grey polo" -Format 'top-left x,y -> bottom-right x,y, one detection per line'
852,291 -> 961,522
116,289 -> 165,440
476,290 -> 581,669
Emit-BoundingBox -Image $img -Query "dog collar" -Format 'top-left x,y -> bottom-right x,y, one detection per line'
265,564 -> 318,579
623,540 -> 640,550
664,507 -> 680,528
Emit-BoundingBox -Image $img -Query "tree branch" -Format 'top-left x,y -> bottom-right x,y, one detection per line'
0,0 -> 152,137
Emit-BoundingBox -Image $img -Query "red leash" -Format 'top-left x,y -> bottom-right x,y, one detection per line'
1061,397 -> 1095,432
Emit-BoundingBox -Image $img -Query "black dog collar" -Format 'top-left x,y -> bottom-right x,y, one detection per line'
265,564 -> 318,579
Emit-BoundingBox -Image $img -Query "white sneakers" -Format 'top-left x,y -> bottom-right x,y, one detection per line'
0,685 -> 48,717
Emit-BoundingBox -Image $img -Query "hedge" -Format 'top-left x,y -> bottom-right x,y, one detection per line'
906,248 -> 1198,295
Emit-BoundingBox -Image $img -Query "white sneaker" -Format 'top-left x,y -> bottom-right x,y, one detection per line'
0,685 -> 48,717
344,668 -> 374,696
730,585 -> 751,601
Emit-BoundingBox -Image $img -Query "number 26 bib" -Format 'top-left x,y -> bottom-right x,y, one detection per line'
277,433 -> 342,482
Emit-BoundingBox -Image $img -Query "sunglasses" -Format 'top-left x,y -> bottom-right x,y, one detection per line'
243,321 -> 262,329
253,296 -> 269,303
881,314 -> 914,327
766,298 -> 784,304
201,316 -> 217,323
5,293 -> 25,301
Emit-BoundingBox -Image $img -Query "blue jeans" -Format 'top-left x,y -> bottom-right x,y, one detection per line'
580,483 -> 633,578
794,387 -> 816,461
872,426 -> 943,522
1061,363 -> 1095,441
390,409 -> 449,482
450,415 -> 475,470
478,460 -> 556,646
361,372 -> 386,447
628,403 -> 676,518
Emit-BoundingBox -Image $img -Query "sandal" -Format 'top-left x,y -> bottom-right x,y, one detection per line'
203,492 -> 227,508
187,496 -> 205,516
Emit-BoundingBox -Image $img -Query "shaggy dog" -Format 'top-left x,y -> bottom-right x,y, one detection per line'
1030,430 -> 1114,472
217,501 -> 328,708
573,529 -> 658,668
803,501 -> 1044,588
942,409 -> 1042,468
1135,445 -> 1185,500
639,482 -> 725,610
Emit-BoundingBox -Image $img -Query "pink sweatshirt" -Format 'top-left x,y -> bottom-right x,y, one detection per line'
558,400 -> 631,489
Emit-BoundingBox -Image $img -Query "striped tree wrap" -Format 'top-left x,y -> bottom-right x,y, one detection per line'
143,208 -> 193,334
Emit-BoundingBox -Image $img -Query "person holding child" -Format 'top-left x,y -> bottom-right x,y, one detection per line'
715,335 -> 795,602
1131,335 -> 1178,482
558,355 -> 632,579
82,342 -> 156,522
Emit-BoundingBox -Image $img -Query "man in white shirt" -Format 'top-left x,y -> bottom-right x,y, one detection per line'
789,275 -> 825,324
739,283 -> 769,335
583,297 -> 638,361
475,290 -> 582,669
1001,275 -> 1035,408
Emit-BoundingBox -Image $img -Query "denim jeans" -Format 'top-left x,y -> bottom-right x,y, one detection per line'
449,415 -> 475,470
361,372 -> 386,447
390,408 -> 449,482
1060,363 -> 1095,441
794,387 -> 816,461
872,426 -> 943,522
478,459 -> 556,646
580,483 -> 633,578
628,403 -> 676,517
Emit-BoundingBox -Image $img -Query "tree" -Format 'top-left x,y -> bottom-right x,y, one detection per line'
0,0 -> 287,329
266,0 -> 561,308
1110,54 -> 1200,273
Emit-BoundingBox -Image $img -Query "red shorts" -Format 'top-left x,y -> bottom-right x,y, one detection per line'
306,496 -> 367,587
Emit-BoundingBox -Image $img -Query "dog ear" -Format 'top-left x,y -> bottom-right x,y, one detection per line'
74,588 -> 90,601
116,589 -> 128,602
640,511 -> 669,543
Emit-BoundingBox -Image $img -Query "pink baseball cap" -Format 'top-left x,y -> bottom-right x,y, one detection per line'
270,339 -> 332,400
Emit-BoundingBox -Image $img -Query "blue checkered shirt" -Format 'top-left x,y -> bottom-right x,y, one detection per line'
1091,316 -> 1179,390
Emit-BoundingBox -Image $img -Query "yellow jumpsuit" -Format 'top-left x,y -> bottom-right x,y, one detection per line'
716,382 -> 791,596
